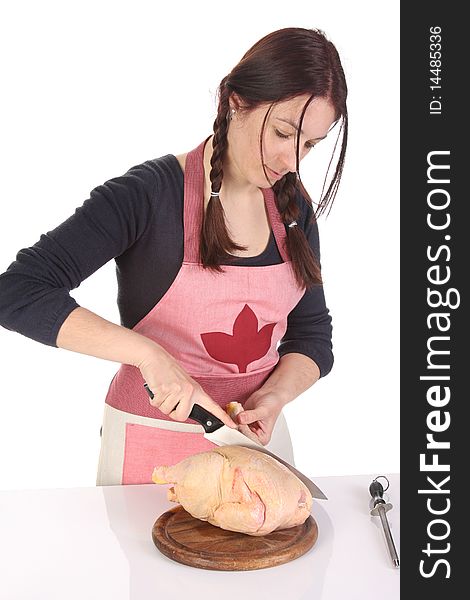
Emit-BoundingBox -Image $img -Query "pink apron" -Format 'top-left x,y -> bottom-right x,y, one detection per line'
96,137 -> 305,485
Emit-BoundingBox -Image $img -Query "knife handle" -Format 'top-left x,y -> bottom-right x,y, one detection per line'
188,404 -> 225,433
143,383 -> 224,433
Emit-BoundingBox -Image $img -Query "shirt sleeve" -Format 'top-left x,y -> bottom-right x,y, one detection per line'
0,161 -> 159,347
277,198 -> 334,378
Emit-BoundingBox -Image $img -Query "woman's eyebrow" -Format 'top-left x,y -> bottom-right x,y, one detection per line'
275,117 -> 327,141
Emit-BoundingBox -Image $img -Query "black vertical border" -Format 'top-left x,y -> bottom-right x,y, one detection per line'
401,3 -> 465,595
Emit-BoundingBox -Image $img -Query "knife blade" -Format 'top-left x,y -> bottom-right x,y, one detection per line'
187,403 -> 328,500
143,384 -> 327,500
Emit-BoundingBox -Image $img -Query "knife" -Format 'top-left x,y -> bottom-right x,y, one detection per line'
143,384 -> 327,500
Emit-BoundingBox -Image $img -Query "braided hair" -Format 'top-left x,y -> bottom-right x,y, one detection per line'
201,27 -> 348,289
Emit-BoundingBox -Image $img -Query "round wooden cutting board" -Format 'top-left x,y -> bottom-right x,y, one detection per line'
152,505 -> 318,571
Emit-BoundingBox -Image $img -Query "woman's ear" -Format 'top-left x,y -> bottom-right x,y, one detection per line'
229,92 -> 243,112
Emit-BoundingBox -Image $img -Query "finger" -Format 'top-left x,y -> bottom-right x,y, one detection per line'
235,420 -> 262,444
248,423 -> 271,446
149,381 -> 192,411
237,408 -> 268,425
145,382 -> 172,409
167,380 -> 204,421
158,395 -> 181,416
158,385 -> 190,416
170,396 -> 194,422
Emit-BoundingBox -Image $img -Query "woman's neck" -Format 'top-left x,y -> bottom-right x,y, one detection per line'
203,135 -> 260,201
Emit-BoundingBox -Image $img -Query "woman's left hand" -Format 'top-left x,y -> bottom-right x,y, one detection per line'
236,389 -> 286,446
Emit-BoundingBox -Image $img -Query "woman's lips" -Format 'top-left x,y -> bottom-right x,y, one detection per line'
265,165 -> 283,181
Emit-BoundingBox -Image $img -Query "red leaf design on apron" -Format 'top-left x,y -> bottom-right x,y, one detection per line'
201,304 -> 276,373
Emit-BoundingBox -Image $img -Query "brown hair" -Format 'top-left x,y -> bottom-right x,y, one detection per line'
202,27 -> 348,288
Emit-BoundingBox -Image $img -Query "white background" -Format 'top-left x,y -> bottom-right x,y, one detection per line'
0,1 -> 399,490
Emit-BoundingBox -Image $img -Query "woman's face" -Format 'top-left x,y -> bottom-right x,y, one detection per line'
226,94 -> 337,189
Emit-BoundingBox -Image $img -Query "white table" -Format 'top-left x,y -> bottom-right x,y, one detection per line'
0,473 -> 399,600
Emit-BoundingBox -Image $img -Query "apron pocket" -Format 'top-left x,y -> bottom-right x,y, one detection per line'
122,422 -> 217,485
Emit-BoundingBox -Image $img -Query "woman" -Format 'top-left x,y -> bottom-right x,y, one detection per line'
0,27 -> 347,485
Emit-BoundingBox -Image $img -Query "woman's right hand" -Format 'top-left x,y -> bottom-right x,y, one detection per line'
136,343 -> 238,429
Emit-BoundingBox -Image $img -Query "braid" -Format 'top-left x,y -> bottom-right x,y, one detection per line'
273,173 -> 299,221
209,84 -> 230,196
273,173 -> 322,286
201,79 -> 245,269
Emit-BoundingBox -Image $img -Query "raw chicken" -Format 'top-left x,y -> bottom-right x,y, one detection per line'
152,445 -> 312,536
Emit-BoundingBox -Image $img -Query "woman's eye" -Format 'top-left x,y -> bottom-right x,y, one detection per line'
274,129 -> 290,139
275,128 -> 316,150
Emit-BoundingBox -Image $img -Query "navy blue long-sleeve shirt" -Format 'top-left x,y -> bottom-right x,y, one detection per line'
0,153 -> 334,376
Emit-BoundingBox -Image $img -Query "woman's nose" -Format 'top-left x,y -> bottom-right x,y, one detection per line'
279,145 -> 302,174
280,144 -> 305,173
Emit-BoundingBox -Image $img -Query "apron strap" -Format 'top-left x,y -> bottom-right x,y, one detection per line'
183,137 -> 207,264
260,186 -> 289,263
183,137 -> 289,264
